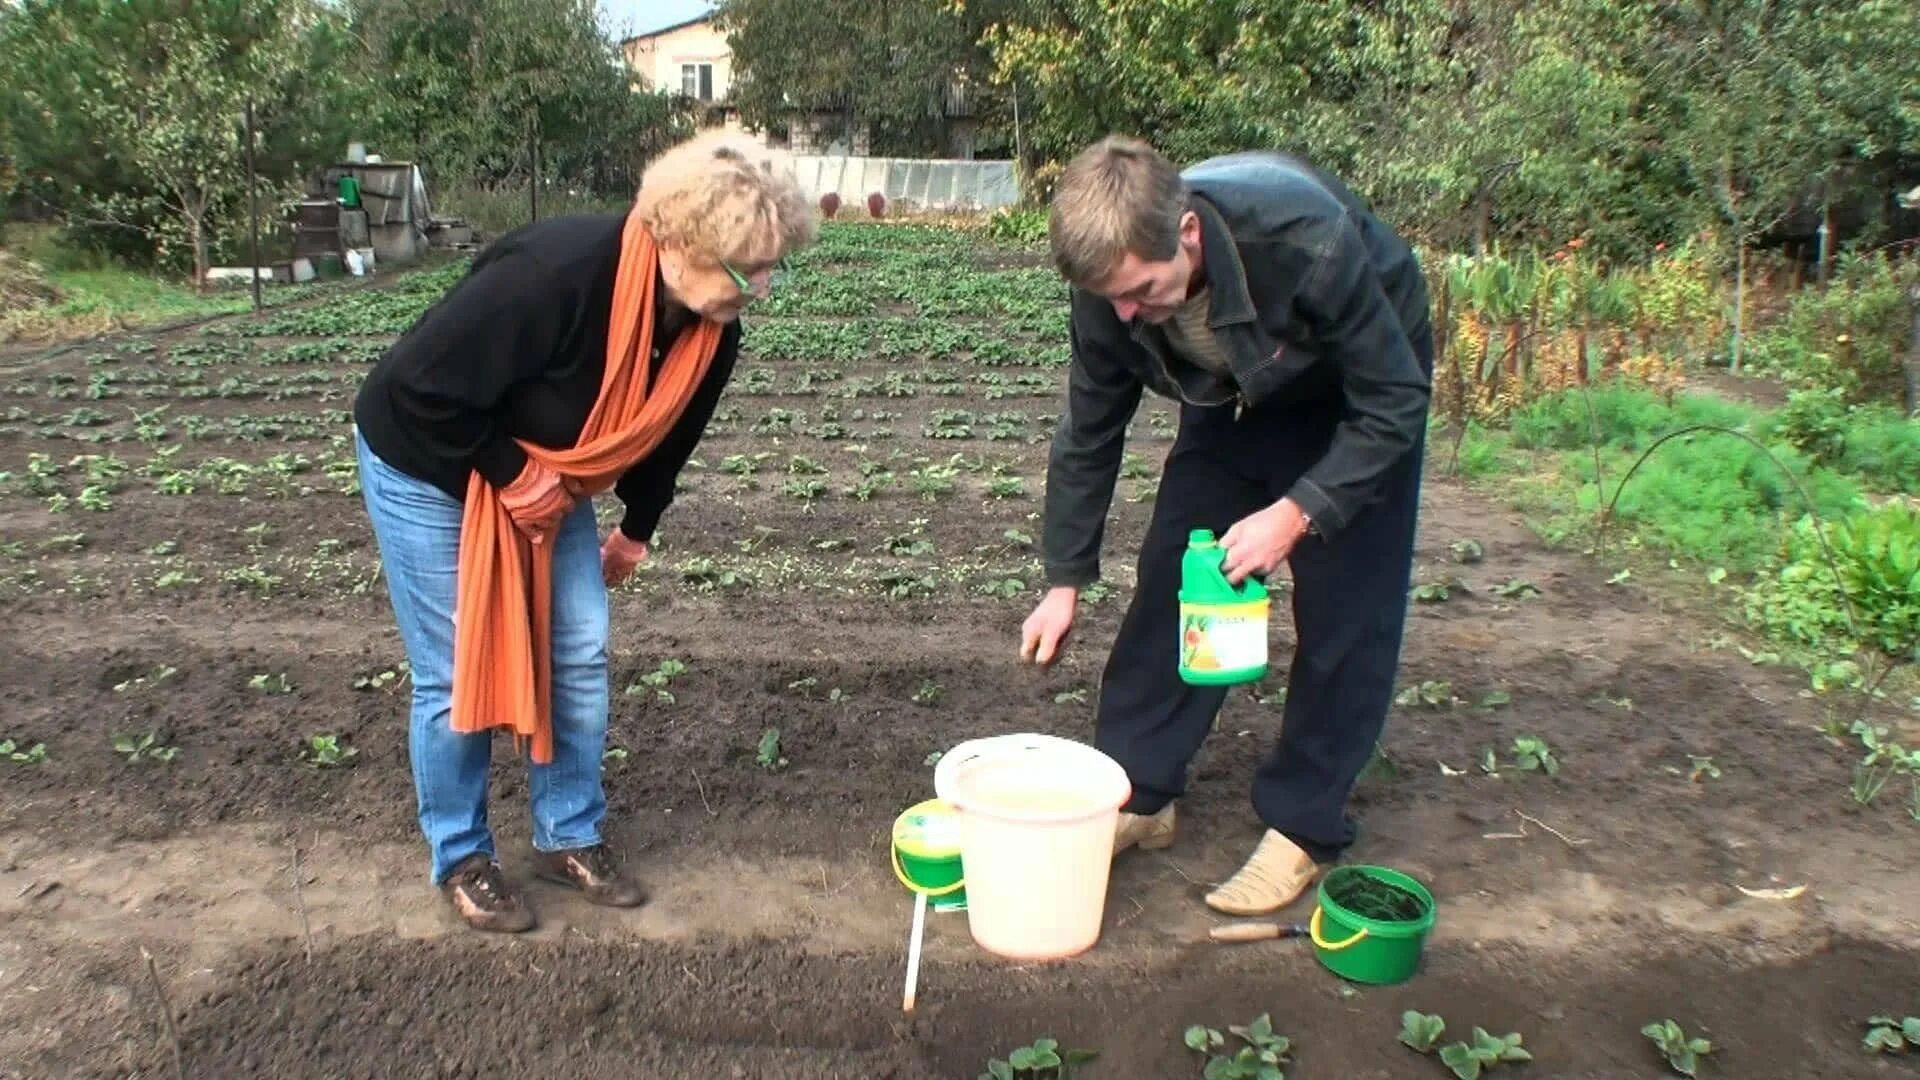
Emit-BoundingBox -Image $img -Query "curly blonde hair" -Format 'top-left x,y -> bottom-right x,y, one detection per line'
634,131 -> 817,267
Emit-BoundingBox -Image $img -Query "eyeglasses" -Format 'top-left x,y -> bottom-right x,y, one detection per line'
719,257 -> 786,296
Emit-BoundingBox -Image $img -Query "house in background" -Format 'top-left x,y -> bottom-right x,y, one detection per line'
621,10 -> 872,155
621,9 -> 993,159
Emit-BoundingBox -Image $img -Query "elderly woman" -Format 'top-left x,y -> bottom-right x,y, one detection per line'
351,133 -> 816,932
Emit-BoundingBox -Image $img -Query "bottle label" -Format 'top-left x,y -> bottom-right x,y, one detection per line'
1180,601 -> 1268,673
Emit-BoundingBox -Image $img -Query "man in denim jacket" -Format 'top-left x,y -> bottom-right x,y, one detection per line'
1019,136 -> 1433,915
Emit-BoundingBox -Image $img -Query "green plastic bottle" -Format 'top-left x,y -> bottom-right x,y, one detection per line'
1177,529 -> 1270,685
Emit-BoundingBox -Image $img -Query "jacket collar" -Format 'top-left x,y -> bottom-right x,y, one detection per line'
1188,194 -> 1256,326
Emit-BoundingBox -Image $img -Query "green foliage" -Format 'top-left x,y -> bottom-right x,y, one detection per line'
1742,501 -> 1920,663
348,0 -> 692,197
1643,1019 -> 1713,1076
978,1037 -> 1098,1079
3,0 -> 366,275
1748,253 -> 1920,406
716,0 -> 1016,158
1400,1011 -> 1448,1054
1401,1012 -> 1531,1079
1184,1014 -> 1291,1080
1863,1015 -> 1920,1054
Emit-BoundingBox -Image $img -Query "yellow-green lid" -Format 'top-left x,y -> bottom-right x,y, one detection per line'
892,797 -> 963,859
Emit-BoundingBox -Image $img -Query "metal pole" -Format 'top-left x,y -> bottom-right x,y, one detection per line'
245,99 -> 262,312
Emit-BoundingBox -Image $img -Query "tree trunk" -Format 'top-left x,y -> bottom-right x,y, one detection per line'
1731,242 -> 1747,372
1904,284 -> 1920,418
1575,322 -> 1590,385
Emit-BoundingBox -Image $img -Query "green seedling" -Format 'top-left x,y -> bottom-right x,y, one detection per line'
602,746 -> 630,767
1395,680 -> 1458,709
1400,1011 -> 1447,1054
1477,689 -> 1512,709
1491,579 -> 1540,599
113,731 -> 176,764
756,727 -> 788,771
353,666 -> 405,691
249,672 -> 294,695
912,680 -> 942,706
1863,1016 -> 1920,1054
301,734 -> 358,769
1054,688 -> 1088,705
978,1037 -> 1098,1079
629,659 -> 688,704
1643,1019 -> 1713,1075
1411,581 -> 1451,603
1,738 -> 49,764
1688,756 -> 1721,782
1184,1013 -> 1291,1079
1402,1014 -> 1529,1078
1450,539 -> 1484,563
1508,736 -> 1559,776
113,665 -> 179,693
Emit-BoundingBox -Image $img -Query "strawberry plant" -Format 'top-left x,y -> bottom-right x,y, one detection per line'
1643,1019 -> 1713,1075
1184,1013 -> 1291,1079
113,731 -> 176,764
1400,1013 -> 1530,1078
301,734 -> 358,769
756,728 -> 788,771
1863,1015 -> 1920,1054
978,1037 -> 1098,1079
1,738 -> 48,764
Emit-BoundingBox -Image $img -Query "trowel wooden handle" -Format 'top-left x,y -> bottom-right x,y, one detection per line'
1209,921 -> 1304,943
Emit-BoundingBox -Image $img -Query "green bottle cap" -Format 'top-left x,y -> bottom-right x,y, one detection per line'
1189,529 -> 1216,546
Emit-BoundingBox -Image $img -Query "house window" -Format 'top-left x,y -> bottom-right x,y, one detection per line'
681,63 -> 714,101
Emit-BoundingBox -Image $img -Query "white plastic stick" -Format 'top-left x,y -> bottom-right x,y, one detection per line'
902,890 -> 927,1012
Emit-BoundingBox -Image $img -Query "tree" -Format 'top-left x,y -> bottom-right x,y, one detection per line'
347,0 -> 692,196
715,0 -> 1017,157
3,0 -> 365,278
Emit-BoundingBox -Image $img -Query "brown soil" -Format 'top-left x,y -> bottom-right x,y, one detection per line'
2,253 -> 1916,1079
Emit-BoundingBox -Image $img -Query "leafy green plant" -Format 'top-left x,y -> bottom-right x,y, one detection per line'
1184,1013 -> 1291,1079
756,728 -> 788,771
978,1036 -> 1098,1079
113,731 -> 176,763
1400,1013 -> 1530,1078
912,680 -> 942,705
1508,736 -> 1560,776
628,659 -> 688,704
1400,1011 -> 1447,1054
249,672 -> 294,695
1,738 -> 48,764
1395,680 -> 1459,709
301,734 -> 358,769
1863,1015 -> 1920,1053
1643,1019 -> 1713,1075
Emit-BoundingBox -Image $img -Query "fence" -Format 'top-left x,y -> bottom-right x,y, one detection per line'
787,155 -> 1021,213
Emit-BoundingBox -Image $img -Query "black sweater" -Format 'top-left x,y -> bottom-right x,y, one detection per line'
353,213 -> 740,542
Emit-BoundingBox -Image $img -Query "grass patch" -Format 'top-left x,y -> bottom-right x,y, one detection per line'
1452,382 -> 1874,575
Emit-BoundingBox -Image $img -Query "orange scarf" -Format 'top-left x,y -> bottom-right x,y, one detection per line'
448,210 -> 722,763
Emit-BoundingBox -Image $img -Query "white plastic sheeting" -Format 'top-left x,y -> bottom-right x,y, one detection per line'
788,155 -> 1021,212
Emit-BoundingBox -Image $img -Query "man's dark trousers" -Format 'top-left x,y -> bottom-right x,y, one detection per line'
1092,349 -> 1431,865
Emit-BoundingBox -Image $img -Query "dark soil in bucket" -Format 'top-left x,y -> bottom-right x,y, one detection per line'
1324,868 -> 1430,924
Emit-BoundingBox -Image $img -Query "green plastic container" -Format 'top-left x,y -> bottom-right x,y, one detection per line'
1309,865 -> 1436,985
891,798 -> 966,912
1177,529 -> 1269,685
338,175 -> 362,208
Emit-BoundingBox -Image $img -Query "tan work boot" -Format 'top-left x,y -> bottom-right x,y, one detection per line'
1113,803 -> 1177,856
1204,829 -> 1320,915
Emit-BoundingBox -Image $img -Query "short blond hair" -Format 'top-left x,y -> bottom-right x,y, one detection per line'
1047,135 -> 1186,285
635,131 -> 817,266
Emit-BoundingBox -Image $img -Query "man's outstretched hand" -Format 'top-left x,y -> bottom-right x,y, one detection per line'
1219,498 -> 1312,585
1019,586 -> 1079,666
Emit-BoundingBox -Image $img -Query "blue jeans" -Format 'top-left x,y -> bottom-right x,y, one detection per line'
355,428 -> 611,883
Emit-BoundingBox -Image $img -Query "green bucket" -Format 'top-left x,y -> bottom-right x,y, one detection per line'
891,798 -> 966,912
1309,865 -> 1436,985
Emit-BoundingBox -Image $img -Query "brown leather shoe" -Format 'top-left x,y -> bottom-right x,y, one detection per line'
440,853 -> 535,933
1113,803 -> 1177,856
1204,829 -> 1321,916
532,843 -> 648,907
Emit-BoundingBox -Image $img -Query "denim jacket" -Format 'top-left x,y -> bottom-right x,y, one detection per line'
1040,150 -> 1434,587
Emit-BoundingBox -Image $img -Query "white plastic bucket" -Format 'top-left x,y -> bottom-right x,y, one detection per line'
932,733 -> 1132,960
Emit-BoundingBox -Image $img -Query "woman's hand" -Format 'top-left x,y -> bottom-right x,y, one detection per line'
600,530 -> 650,587
498,459 -> 574,545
